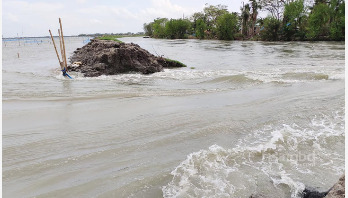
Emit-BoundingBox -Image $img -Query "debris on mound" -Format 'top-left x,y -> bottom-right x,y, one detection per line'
68,39 -> 186,77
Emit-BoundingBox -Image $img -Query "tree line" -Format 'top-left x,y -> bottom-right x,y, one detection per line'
143,0 -> 344,41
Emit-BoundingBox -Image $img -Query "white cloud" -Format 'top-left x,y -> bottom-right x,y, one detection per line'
137,0 -> 200,26
110,7 -> 139,19
90,19 -> 102,24
141,0 -> 195,20
3,0 -> 66,37
3,0 -> 197,36
2,0 -> 231,37
6,13 -> 19,22
76,0 -> 87,4
4,0 -> 64,13
77,6 -> 107,15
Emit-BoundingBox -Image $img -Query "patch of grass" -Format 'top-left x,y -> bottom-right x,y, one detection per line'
165,58 -> 187,67
190,67 -> 195,69
97,35 -> 123,43
97,34 -> 145,42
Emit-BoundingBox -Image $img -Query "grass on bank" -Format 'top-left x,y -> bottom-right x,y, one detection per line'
165,58 -> 187,67
97,35 -> 124,43
97,34 -> 145,43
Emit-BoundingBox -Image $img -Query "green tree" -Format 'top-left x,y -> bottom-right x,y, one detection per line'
241,3 -> 251,36
260,16 -> 281,41
203,4 -> 229,38
195,18 -> 207,39
203,4 -> 229,27
283,0 -> 306,40
216,13 -> 238,40
165,19 -> 191,39
329,0 -> 345,40
143,22 -> 154,37
307,3 -> 331,40
191,11 -> 206,30
152,18 -> 168,38
259,0 -> 285,20
142,1 -> 345,41
249,0 -> 261,37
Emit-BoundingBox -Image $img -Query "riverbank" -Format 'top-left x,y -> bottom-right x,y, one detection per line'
144,2 -> 344,42
143,34 -> 345,42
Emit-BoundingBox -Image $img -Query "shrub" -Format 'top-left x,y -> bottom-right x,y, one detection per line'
216,13 -> 238,40
195,19 -> 207,39
165,19 -> 191,39
307,3 -> 331,40
260,17 -> 281,41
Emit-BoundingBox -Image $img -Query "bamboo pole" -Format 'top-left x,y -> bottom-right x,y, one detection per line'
58,29 -> 65,70
59,18 -> 68,70
48,29 -> 62,68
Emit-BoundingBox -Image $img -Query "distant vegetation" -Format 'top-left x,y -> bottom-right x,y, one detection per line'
143,0 -> 345,41
78,32 -> 144,37
97,35 -> 123,43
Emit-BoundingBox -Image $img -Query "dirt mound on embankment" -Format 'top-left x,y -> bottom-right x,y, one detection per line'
68,39 -> 186,77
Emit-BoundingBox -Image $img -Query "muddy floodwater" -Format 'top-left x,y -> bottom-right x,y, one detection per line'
3,37 -> 345,197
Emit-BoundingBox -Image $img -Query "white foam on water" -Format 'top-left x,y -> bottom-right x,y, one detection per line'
58,67 -> 344,86
245,70 -> 343,84
163,110 -> 344,198
329,73 -> 345,80
62,69 -> 242,82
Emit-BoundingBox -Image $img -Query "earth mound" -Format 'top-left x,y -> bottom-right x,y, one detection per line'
68,39 -> 186,77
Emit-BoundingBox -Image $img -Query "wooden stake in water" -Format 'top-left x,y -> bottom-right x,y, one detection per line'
58,29 -> 65,70
59,18 -> 68,70
48,29 -> 63,69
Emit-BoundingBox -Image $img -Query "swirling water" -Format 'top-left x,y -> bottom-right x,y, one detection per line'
3,37 -> 344,198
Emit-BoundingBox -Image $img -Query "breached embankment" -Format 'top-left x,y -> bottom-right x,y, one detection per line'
302,174 -> 344,198
68,39 -> 186,77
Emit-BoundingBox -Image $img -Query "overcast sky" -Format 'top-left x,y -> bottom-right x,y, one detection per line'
2,0 -> 254,37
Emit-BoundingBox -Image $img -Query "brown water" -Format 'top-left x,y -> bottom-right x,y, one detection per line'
2,37 -> 345,198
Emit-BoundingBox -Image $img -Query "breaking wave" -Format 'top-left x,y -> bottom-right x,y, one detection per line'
56,69 -> 342,85
203,74 -> 262,85
282,72 -> 329,81
163,110 -> 344,198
